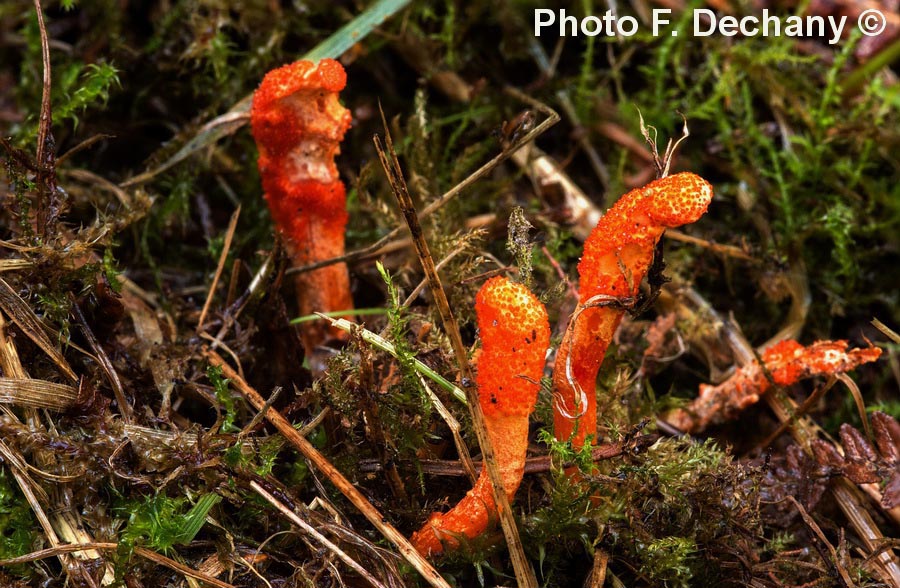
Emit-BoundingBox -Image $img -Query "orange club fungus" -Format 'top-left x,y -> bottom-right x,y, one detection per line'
552,172 -> 713,449
411,276 -> 550,557
667,339 -> 883,433
250,59 -> 353,358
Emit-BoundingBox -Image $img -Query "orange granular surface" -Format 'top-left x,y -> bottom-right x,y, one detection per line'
250,59 -> 353,354
553,172 -> 713,448
411,277 -> 549,557
667,339 -> 883,433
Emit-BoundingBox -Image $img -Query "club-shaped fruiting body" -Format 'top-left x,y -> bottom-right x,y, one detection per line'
251,59 -> 353,357
552,172 -> 713,448
411,276 -> 550,556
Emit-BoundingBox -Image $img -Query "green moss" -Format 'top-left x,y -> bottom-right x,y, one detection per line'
118,492 -> 221,554
0,469 -> 37,579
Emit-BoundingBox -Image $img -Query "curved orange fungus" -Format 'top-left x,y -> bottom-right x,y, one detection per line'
667,339 -> 883,433
250,59 -> 353,356
411,276 -> 549,557
552,172 -> 713,448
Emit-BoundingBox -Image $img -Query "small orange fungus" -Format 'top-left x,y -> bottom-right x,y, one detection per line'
250,59 -> 353,357
667,339 -> 882,433
552,172 -> 713,448
411,276 -> 549,557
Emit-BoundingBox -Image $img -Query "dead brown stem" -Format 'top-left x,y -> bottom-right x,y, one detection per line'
202,347 -> 452,588
374,113 -> 537,587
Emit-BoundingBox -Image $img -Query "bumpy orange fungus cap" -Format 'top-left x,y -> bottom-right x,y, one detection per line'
411,276 -> 549,557
579,172 -> 713,300
554,172 -> 713,449
249,59 -> 354,360
475,276 -> 550,420
251,59 -> 352,207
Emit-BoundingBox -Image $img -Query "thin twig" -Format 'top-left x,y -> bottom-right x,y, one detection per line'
69,293 -> 132,423
202,347 -> 452,588
198,205 -> 241,331
32,0 -> 58,237
286,90 -> 559,278
56,134 -> 114,166
374,111 -> 538,588
33,0 -> 51,167
250,481 -> 386,588
787,495 -> 856,588
356,436 -> 640,476
759,377 -> 837,449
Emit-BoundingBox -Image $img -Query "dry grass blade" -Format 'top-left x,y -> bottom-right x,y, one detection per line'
286,88 -> 559,278
0,277 -> 77,382
417,375 -> 477,484
250,481 -> 387,588
0,377 -> 77,410
321,314 -> 466,404
202,347 -> 452,588
374,111 -> 538,588
0,541 -> 116,566
0,259 -> 33,272
131,546 -> 235,588
69,294 -> 132,422
873,318 -> 900,344
0,308 -> 114,586
829,480 -> 900,586
787,495 -> 857,588
198,205 -> 241,331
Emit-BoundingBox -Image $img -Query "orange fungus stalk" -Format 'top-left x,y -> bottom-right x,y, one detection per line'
411,276 -> 550,557
250,59 -> 353,355
667,339 -> 882,433
552,172 -> 713,448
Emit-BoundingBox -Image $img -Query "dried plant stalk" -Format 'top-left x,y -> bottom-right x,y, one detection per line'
375,120 -> 537,587
0,378 -> 77,410
203,348 -> 452,588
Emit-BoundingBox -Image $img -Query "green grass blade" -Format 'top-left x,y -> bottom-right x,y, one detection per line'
125,0 -> 411,186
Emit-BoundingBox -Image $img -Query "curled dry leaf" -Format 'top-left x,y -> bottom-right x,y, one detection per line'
811,411 -> 900,508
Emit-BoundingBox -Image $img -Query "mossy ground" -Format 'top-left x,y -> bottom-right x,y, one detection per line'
1,1 -> 899,587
